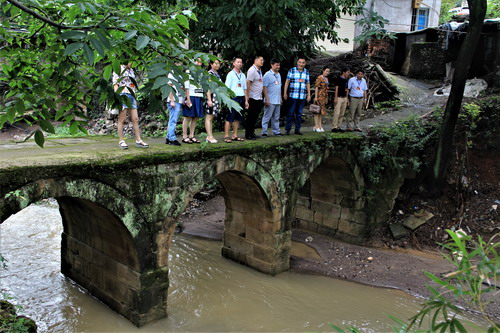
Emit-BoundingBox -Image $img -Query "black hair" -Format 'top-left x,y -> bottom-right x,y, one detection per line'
254,55 -> 263,61
270,58 -> 280,65
322,66 -> 330,72
341,68 -> 349,74
356,69 -> 365,74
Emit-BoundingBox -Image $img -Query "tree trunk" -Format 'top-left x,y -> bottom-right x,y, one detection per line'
424,0 -> 487,196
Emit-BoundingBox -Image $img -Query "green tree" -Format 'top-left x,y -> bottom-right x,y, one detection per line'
0,0 -> 237,147
354,8 -> 396,46
485,0 -> 500,18
439,0 -> 463,24
425,0 -> 487,195
177,0 -> 365,63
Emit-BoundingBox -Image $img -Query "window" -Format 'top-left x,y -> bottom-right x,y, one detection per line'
411,8 -> 429,31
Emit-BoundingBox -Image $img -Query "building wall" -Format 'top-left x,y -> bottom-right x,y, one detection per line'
318,0 -> 442,53
316,15 -> 357,54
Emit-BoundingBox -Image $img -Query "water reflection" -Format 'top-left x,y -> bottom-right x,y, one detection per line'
0,202 -> 484,332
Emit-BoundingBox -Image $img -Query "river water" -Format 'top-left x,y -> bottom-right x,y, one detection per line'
0,201 -> 484,332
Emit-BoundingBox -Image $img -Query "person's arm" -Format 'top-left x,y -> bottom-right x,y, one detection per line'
245,78 -> 251,105
263,86 -> 270,107
283,79 -> 290,101
306,82 -> 311,103
334,85 -> 339,104
314,77 -> 321,103
206,90 -> 213,108
184,81 -> 191,107
168,92 -> 176,108
363,80 -> 368,102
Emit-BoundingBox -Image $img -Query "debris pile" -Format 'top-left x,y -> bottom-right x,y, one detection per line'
308,52 -> 399,107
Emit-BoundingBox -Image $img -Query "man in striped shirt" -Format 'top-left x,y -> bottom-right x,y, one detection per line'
283,58 -> 311,135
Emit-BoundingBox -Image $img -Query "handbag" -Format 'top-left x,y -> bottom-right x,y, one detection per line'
309,103 -> 321,114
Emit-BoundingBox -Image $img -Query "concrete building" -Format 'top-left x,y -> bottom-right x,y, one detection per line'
318,0 -> 442,53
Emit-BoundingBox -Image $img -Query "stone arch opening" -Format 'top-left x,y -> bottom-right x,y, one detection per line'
1,178 -> 164,327
163,160 -> 289,276
294,156 -> 368,243
215,171 -> 287,274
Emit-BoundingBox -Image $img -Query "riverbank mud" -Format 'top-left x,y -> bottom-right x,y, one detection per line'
180,195 -> 500,321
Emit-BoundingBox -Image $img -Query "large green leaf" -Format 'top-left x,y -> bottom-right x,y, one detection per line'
63,42 -> 84,56
136,35 -> 150,50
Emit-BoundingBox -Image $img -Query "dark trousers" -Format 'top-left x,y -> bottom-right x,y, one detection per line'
246,98 -> 263,137
285,98 -> 306,133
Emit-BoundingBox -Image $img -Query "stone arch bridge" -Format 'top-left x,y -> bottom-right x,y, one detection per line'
0,135 -> 407,326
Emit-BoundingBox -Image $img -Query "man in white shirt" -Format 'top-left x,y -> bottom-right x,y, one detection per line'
347,70 -> 368,132
245,56 -> 264,140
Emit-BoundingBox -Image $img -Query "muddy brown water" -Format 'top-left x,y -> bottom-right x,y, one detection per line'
0,202 -> 487,332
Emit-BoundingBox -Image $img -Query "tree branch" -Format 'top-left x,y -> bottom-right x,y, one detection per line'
6,0 -> 126,32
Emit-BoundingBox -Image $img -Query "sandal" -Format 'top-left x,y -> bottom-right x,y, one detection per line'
135,140 -> 149,148
182,138 -> 192,144
224,137 -> 232,143
232,137 -> 245,142
119,140 -> 128,149
189,137 -> 201,144
206,137 -> 218,144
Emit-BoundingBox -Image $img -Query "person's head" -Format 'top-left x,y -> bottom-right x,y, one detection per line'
356,70 -> 364,79
254,55 -> 264,68
341,68 -> 350,77
232,57 -> 243,70
297,57 -> 306,70
270,58 -> 280,72
209,59 -> 221,71
322,66 -> 330,76
122,54 -> 132,68
194,57 -> 203,67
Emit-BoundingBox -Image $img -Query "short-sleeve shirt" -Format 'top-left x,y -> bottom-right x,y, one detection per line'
225,69 -> 246,97
263,70 -> 282,105
334,76 -> 349,98
184,70 -> 204,98
247,65 -> 263,100
348,77 -> 368,98
167,73 -> 184,104
286,67 -> 309,100
112,66 -> 137,93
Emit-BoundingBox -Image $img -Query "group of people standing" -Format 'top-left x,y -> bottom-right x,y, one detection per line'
112,56 -> 369,149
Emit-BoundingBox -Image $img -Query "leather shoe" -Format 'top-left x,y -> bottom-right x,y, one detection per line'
165,138 -> 170,144
168,140 -> 181,146
245,136 -> 256,140
295,131 -> 303,135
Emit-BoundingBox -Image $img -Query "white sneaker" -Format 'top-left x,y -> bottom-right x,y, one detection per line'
319,128 -> 325,132
313,128 -> 318,132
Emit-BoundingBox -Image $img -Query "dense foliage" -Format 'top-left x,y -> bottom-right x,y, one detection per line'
0,0 -> 237,147
173,0 -> 366,63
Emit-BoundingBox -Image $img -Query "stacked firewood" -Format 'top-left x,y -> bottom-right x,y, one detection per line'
308,52 -> 399,108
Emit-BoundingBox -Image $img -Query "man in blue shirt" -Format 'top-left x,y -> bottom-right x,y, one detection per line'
347,69 -> 368,132
283,58 -> 311,135
262,58 -> 283,136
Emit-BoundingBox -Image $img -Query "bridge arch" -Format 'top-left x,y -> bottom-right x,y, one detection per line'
159,155 -> 290,275
293,149 -> 370,243
0,177 -> 163,326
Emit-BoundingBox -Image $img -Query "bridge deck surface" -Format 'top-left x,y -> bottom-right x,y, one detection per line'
0,128 -> 360,169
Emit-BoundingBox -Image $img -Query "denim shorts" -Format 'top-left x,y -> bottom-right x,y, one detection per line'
121,93 -> 138,109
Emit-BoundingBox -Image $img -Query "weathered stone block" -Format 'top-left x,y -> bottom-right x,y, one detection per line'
311,199 -> 334,214
389,224 -> 408,240
402,210 -> 434,231
246,226 -> 266,244
296,196 -> 310,207
245,255 -> 274,274
295,205 -> 314,221
253,244 -> 277,263
341,207 -> 366,224
338,219 -> 366,236
223,232 -> 254,255
313,211 -> 325,224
